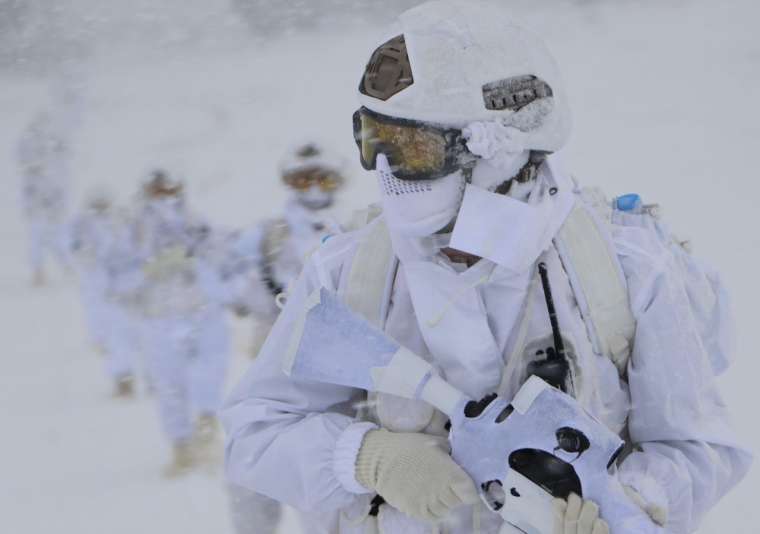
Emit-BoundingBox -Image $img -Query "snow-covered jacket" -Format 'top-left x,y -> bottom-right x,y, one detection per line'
225,198 -> 342,322
222,162 -> 751,534
68,209 -> 143,300
134,203 -> 232,320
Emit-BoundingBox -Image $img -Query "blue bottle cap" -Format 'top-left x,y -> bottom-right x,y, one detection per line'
615,194 -> 642,212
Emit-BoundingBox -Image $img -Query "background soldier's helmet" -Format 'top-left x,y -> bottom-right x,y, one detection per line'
279,142 -> 345,192
143,169 -> 184,198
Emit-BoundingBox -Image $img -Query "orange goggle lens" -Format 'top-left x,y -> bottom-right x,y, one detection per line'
353,107 -> 470,181
283,167 -> 342,192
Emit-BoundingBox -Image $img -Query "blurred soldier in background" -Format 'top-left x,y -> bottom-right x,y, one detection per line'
17,111 -> 72,285
68,188 -> 113,355
68,187 -> 142,397
227,142 -> 345,356
135,171 -> 232,477
223,142 -> 347,534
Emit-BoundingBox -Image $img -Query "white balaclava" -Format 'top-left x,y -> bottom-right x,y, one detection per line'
151,195 -> 185,223
294,185 -> 334,211
376,153 -> 466,238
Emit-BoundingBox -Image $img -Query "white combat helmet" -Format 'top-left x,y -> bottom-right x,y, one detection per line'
142,169 -> 184,199
278,142 -> 345,184
357,0 -> 572,153
279,142 -> 346,210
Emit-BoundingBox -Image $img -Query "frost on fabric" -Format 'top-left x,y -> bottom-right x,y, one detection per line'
464,99 -> 553,160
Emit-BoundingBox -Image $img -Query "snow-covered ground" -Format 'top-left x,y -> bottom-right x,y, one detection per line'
1,1 -> 758,532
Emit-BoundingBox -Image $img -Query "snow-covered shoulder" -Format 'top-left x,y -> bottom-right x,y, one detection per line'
608,207 -> 752,532
610,207 -> 733,376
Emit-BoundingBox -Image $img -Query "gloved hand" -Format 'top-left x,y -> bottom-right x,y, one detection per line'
623,485 -> 668,527
554,493 -> 609,534
355,429 -> 478,522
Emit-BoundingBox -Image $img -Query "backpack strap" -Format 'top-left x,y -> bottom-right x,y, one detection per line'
259,218 -> 290,296
554,188 -> 636,375
342,208 -> 398,329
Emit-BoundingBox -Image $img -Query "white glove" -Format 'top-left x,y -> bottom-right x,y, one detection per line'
355,429 -> 478,522
623,485 -> 668,527
554,493 -> 609,534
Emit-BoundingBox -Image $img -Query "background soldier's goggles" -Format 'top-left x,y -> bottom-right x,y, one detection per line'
282,166 -> 342,191
353,107 -> 473,181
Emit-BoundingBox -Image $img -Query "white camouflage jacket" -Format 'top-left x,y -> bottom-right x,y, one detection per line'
222,165 -> 751,534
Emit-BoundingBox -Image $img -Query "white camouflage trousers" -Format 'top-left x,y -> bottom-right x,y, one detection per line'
144,312 -> 230,442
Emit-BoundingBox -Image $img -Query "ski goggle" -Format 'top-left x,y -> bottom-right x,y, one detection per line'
282,166 -> 343,192
352,107 -> 476,181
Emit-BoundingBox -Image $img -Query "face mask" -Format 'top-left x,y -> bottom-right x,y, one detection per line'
294,185 -> 334,210
377,153 -> 465,237
149,197 -> 185,227
450,172 -> 574,272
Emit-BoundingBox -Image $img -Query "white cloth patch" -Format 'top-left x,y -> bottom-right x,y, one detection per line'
294,185 -> 333,210
284,288 -> 399,390
450,170 -> 574,273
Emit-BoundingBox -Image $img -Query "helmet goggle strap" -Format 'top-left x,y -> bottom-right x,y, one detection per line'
492,151 -> 551,195
353,106 -> 477,181
283,166 -> 343,192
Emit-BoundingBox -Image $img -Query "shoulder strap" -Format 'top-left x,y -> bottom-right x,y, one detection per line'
259,218 -> 290,296
342,207 -> 397,329
260,218 -> 290,263
555,188 -> 636,375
